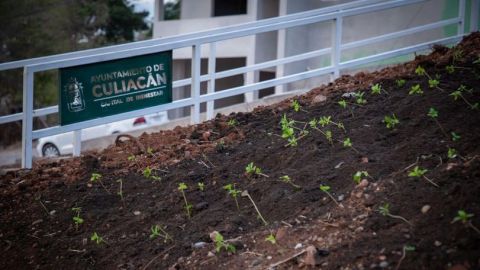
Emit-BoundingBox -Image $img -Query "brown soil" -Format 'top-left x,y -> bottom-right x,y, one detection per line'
1,33 -> 480,270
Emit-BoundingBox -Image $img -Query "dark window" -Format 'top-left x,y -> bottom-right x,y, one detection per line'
213,0 -> 247,17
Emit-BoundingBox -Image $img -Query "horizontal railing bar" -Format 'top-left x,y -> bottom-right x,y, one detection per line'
0,113 -> 22,124
0,0 -> 382,72
340,35 -> 463,70
172,47 -> 332,88
342,17 -> 461,50
198,66 -> 335,103
33,106 -> 58,117
32,98 -> 194,139
27,0 -> 424,73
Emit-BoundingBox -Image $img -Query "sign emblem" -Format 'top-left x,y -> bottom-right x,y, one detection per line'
64,77 -> 86,112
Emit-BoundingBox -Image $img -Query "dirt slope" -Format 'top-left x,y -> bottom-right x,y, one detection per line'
1,33 -> 480,270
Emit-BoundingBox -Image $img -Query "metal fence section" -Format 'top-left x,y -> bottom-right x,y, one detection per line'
0,0 -> 476,168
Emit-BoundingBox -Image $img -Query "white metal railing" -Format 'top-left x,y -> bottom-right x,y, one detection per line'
0,0 -> 476,168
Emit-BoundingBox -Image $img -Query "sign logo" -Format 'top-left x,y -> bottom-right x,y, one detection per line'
63,77 -> 86,112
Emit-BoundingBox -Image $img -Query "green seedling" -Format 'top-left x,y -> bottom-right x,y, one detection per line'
446,65 -> 455,74
291,100 -> 301,112
371,83 -> 387,95
224,183 -> 241,210
409,84 -> 423,95
395,245 -> 416,270
241,190 -> 268,226
451,210 -> 480,235
143,166 -> 161,181
71,207 -> 84,229
265,233 -> 277,245
150,224 -> 172,243
116,179 -> 125,204
415,65 -> 445,91
452,48 -> 463,62
280,114 -> 302,147
408,166 -> 439,188
450,85 -> 478,110
279,175 -> 301,189
353,171 -> 369,185
338,99 -> 347,108
396,79 -> 406,87
213,231 -> 236,253
318,116 -> 345,132
147,147 -> 154,155
245,162 -> 269,177
319,184 -> 341,207
91,232 -> 105,245
447,148 -> 457,159
451,132 -> 461,142
383,114 -> 400,129
178,183 -> 192,218
341,137 -> 360,154
427,107 -> 448,138
127,154 -> 136,162
378,203 -> 412,226
90,173 -> 110,193
198,182 -> 205,192
354,91 -> 367,105
415,66 -> 426,76
428,79 -> 439,88
227,118 -> 238,127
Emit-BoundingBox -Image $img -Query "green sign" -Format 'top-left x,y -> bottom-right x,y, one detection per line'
59,51 -> 172,125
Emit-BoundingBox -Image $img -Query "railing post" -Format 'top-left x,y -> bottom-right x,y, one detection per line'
21,67 -> 34,169
72,130 -> 81,156
206,43 -> 216,120
331,14 -> 343,81
458,0 -> 466,35
191,44 -> 201,124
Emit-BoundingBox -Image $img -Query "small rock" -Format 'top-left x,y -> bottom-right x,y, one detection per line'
250,258 -> 263,267
358,179 -> 369,188
133,211 -> 141,216
194,202 -> 208,211
207,251 -> 215,257
360,157 -> 369,163
267,256 -> 272,260
184,151 -> 191,159
311,94 -> 327,104
192,242 -> 207,249
421,205 -> 431,214
379,255 -> 387,261
294,243 -> 303,249
202,131 -> 211,141
276,227 -> 288,242
49,210 -> 56,216
303,245 -> 323,266
379,261 -> 389,268
354,226 -> 364,233
342,92 -> 356,98
434,240 -> 442,247
334,162 -> 344,169
337,194 -> 345,202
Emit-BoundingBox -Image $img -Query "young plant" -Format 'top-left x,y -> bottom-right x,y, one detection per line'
178,182 -> 192,218
198,182 -> 205,192
446,65 -> 455,74
147,147 -> 154,155
265,233 -> 277,245
143,166 -> 161,181
408,166 -> 439,188
447,148 -> 457,159
415,65 -> 444,91
409,84 -> 423,95
227,118 -> 238,127
396,79 -> 406,87
127,154 -> 136,162
354,91 -> 367,105
279,175 -> 301,189
451,132 -> 461,142
371,83 -> 387,95
342,137 -> 360,154
428,79 -> 439,88
395,245 -> 416,270
383,114 -> 399,129
241,190 -> 268,226
150,224 -> 172,243
245,162 -> 269,177
223,183 -> 241,210
291,100 -> 301,112
338,99 -> 347,108
450,85 -> 478,110
451,210 -> 480,235
116,179 -> 125,205
71,207 -> 84,229
91,232 -> 105,245
90,173 -> 110,193
378,203 -> 412,226
319,184 -> 341,207
213,231 -> 236,253
280,114 -> 301,147
353,171 -> 369,185
427,107 -> 448,138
